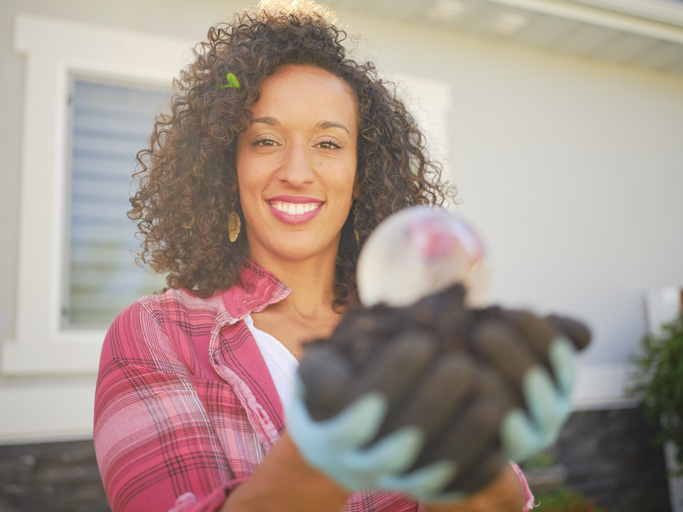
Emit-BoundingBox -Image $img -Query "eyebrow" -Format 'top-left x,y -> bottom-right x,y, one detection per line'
316,121 -> 350,135
251,116 -> 280,126
250,117 -> 350,136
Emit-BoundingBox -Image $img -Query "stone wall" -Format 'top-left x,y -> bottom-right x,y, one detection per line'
550,406 -> 671,512
0,440 -> 109,512
0,407 -> 672,512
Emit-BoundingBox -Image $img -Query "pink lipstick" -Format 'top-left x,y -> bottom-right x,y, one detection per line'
267,196 -> 324,225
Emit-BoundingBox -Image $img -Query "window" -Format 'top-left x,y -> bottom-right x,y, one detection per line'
64,78 -> 169,329
2,14 -> 191,375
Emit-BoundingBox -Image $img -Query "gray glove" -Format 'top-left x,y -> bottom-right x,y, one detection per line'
295,284 -> 590,499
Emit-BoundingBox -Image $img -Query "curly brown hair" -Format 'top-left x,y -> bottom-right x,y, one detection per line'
129,0 -> 455,309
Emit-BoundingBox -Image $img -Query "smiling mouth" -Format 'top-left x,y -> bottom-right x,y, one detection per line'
269,201 -> 323,216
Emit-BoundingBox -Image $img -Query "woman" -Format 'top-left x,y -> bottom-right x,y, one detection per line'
94,2 -> 534,511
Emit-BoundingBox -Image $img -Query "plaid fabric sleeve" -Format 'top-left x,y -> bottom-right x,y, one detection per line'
94,301 -> 260,512
511,461 -> 535,511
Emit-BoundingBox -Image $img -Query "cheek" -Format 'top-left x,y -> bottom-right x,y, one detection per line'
235,138 -> 256,185
344,155 -> 359,197
236,149 -> 263,197
236,163 -> 262,221
238,181 -> 262,221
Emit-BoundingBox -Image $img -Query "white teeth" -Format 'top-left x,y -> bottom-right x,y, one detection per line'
271,201 -> 320,215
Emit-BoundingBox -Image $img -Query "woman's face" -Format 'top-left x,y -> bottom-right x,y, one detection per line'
236,65 -> 358,266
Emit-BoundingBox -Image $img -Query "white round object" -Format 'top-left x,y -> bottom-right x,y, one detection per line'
357,206 -> 490,307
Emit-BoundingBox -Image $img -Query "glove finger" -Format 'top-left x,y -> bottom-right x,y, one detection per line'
344,426 -> 424,475
476,315 -> 577,420
523,366 -> 571,441
548,336 -> 577,396
501,370 -> 570,463
444,446 -> 505,495
472,322 -> 543,404
502,310 -> 559,371
501,408 -> 543,461
378,459 -> 459,499
547,314 -> 591,351
477,362 -> 519,409
288,377 -> 388,448
434,399 -> 502,474
377,353 -> 479,442
299,347 -> 355,421
346,329 -> 435,417
506,312 -> 587,391
413,369 -> 513,473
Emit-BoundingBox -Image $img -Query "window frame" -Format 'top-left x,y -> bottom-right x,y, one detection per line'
2,14 -> 192,376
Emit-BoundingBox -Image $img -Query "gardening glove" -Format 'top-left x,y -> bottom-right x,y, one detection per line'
294,284 -> 590,500
287,330 -> 450,492
467,306 -> 591,463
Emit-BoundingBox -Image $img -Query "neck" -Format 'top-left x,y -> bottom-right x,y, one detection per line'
250,249 -> 339,319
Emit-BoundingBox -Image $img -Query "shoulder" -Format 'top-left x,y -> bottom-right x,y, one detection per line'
139,287 -> 225,324
102,288 -> 226,363
112,288 -> 225,328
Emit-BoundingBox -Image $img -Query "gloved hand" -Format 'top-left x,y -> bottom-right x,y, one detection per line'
289,284 -> 591,501
468,307 -> 590,463
287,332 -> 455,493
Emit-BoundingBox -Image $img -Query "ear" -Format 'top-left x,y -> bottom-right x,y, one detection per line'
352,175 -> 360,200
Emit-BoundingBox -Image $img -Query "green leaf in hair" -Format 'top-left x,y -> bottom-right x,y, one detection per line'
217,72 -> 240,89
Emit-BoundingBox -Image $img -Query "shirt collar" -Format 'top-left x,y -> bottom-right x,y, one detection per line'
219,258 -> 291,324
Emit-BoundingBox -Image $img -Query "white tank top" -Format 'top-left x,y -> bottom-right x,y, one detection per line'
243,313 -> 299,413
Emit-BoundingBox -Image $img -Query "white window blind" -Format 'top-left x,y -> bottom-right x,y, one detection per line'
64,78 -> 170,328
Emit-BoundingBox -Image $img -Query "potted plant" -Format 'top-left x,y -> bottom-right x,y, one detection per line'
629,311 -> 683,510
520,451 -> 568,495
532,488 -> 608,512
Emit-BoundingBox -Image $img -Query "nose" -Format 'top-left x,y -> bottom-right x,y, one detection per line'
277,141 -> 315,187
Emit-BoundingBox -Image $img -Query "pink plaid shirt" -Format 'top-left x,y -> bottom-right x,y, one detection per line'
94,260 -> 534,512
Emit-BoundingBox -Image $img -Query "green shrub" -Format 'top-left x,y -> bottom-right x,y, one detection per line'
629,312 -> 683,475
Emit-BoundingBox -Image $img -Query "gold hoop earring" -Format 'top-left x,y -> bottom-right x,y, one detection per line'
353,201 -> 360,246
229,196 -> 241,243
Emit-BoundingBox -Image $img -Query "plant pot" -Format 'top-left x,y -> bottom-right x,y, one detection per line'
665,442 -> 683,512
525,463 -> 568,494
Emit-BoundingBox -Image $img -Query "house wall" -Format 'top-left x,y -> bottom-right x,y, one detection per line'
1,0 -> 682,441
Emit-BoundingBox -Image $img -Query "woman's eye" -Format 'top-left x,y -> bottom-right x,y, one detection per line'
318,140 -> 341,149
253,137 -> 276,147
